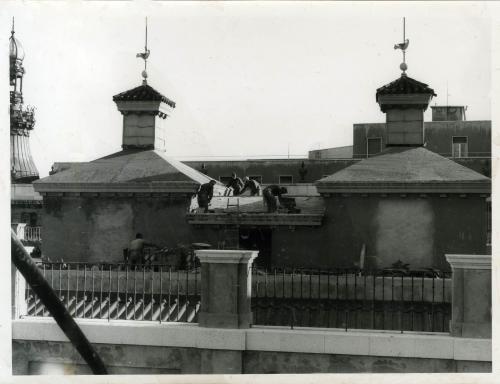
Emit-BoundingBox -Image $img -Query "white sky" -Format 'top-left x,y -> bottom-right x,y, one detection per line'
1,2 -> 493,177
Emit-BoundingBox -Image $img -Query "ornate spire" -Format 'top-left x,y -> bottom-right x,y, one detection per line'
9,19 -> 39,183
394,17 -> 409,75
136,17 -> 150,85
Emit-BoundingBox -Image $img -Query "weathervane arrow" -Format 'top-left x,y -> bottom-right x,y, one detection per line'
394,17 -> 409,74
137,17 -> 150,84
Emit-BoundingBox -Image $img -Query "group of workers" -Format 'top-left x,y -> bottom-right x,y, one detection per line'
196,172 -> 288,213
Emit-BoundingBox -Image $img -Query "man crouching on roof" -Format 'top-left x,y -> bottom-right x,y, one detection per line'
197,179 -> 217,213
262,185 -> 288,213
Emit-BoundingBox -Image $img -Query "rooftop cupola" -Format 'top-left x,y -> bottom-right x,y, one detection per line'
375,18 -> 436,146
112,18 -> 175,151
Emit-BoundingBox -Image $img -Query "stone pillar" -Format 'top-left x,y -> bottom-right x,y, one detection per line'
11,223 -> 26,241
446,254 -> 491,338
11,266 -> 27,319
196,250 -> 258,329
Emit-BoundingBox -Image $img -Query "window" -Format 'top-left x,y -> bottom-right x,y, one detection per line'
279,175 -> 293,184
452,136 -> 468,158
367,137 -> 382,157
29,213 -> 38,227
248,176 -> 262,184
20,212 -> 30,224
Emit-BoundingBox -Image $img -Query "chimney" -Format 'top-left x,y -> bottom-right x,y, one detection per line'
113,83 -> 176,151
431,106 -> 466,122
376,74 -> 436,146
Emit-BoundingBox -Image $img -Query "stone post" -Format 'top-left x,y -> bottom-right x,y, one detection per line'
195,249 -> 258,374
446,254 -> 491,338
11,266 -> 27,320
196,249 -> 258,329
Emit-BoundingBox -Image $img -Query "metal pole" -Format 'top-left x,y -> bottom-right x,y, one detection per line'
11,230 -> 107,375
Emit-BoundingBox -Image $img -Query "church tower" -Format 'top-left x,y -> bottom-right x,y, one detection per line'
10,19 -> 39,183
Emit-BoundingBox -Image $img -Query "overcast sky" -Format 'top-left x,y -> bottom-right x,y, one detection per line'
2,2 -> 492,177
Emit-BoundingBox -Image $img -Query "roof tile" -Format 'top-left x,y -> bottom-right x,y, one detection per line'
113,84 -> 176,108
376,75 -> 437,100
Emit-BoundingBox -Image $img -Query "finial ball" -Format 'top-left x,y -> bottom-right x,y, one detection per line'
142,70 -> 148,79
400,62 -> 408,72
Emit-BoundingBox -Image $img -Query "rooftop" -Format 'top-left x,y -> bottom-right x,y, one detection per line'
34,149 -> 220,194
316,147 -> 490,194
187,193 -> 325,227
376,74 -> 437,100
113,84 -> 176,108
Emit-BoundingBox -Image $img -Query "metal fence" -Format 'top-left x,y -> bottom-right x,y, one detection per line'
24,226 -> 41,241
251,267 -> 452,332
24,262 -> 452,333
25,263 -> 201,323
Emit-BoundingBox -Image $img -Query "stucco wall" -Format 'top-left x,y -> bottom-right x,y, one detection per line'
318,195 -> 488,270
12,340 -> 490,374
375,199 -> 434,267
190,195 -> 487,270
42,195 -> 195,263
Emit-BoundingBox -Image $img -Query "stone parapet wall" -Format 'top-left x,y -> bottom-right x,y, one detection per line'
12,318 -> 491,374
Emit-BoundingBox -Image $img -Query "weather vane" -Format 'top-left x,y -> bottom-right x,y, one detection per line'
394,17 -> 409,75
11,16 -> 15,35
136,17 -> 150,84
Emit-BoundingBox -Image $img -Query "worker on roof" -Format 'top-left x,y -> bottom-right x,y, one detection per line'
240,176 -> 261,196
197,179 -> 217,213
262,185 -> 288,213
225,173 -> 244,196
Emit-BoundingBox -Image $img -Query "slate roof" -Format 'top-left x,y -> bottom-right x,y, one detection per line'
34,149 -> 218,192
376,74 -> 436,101
316,147 -> 490,194
113,84 -> 176,108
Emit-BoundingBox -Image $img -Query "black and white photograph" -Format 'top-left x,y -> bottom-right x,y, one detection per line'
2,0 -> 497,380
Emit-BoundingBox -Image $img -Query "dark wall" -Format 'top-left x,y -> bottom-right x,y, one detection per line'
425,121 -> 491,157
42,192 -> 488,269
191,194 -> 488,270
183,159 -> 356,184
353,121 -> 491,160
42,195 -> 195,263
352,123 -> 386,159
319,195 -> 488,270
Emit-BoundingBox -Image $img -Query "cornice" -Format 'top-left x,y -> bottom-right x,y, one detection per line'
195,250 -> 259,264
316,180 -> 491,195
33,181 -> 201,194
445,254 -> 491,270
187,212 -> 324,227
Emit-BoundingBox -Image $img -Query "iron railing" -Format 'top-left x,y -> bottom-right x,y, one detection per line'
251,267 -> 452,332
25,263 -> 201,323
24,226 -> 41,241
24,262 -> 452,333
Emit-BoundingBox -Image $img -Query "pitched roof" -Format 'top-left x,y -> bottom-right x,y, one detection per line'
113,84 -> 176,108
376,74 -> 437,100
316,147 -> 490,194
34,149 -> 219,193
